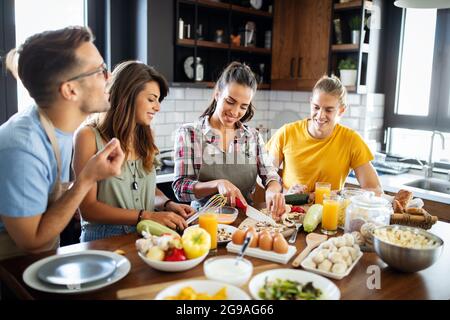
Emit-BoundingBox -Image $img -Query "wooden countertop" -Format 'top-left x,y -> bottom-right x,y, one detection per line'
1,216 -> 449,300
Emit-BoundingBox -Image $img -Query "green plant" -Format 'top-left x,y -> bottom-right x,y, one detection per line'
338,58 -> 356,70
348,15 -> 362,30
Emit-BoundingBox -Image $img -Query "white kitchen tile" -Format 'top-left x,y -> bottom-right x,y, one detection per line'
154,123 -> 177,136
166,135 -> 175,149
269,101 -> 283,111
340,118 -> 360,130
194,100 -> 209,111
166,88 -> 185,100
276,91 -> 292,101
184,112 -> 200,123
284,102 -> 300,112
254,90 -> 268,101
165,112 -> 184,123
300,103 -> 310,114
254,100 -> 269,111
185,88 -> 204,100
161,100 -> 175,112
347,93 -> 361,105
152,112 -> 165,124
349,106 -> 364,118
203,88 -> 214,100
175,100 -> 194,111
269,90 -> 278,101
292,91 -> 311,102
365,93 -> 385,106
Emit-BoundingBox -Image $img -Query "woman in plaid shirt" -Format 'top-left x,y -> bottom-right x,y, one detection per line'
173,62 -> 285,219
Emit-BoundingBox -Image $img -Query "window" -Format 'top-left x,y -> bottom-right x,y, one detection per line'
396,9 -> 436,117
15,0 -> 86,112
384,7 -> 450,163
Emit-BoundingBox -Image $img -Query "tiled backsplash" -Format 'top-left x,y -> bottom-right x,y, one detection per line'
153,87 -> 385,152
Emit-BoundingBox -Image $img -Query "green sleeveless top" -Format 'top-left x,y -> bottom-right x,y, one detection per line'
82,127 -> 156,224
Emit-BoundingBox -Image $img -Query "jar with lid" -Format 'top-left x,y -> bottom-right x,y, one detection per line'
338,187 -> 368,229
345,192 -> 392,234
345,193 -> 392,251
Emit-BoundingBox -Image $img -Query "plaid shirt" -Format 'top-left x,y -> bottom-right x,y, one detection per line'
172,116 -> 281,202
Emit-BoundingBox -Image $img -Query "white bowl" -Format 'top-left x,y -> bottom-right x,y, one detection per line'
138,251 -> 208,272
248,268 -> 341,300
155,280 -> 251,300
203,256 -> 253,287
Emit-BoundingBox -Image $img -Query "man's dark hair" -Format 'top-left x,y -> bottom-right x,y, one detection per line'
8,26 -> 94,106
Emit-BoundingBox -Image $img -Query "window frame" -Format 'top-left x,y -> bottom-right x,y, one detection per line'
383,7 -> 450,152
0,0 -> 18,125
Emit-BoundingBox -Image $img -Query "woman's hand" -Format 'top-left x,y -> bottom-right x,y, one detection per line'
166,202 -> 196,219
266,187 -> 286,221
286,183 -> 308,195
216,179 -> 247,207
143,211 -> 188,230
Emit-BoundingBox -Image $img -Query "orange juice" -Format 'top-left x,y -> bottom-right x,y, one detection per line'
315,182 -> 331,205
199,213 -> 218,250
321,195 -> 341,235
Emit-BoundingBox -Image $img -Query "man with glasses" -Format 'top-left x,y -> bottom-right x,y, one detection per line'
0,26 -> 125,259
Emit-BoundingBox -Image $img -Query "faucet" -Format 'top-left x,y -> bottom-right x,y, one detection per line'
424,131 -> 446,178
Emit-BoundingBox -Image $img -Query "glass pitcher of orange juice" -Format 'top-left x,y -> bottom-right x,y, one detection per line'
315,182 -> 331,205
199,212 -> 218,253
321,193 -> 342,235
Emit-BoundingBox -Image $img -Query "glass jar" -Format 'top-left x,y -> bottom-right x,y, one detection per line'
338,187 -> 369,229
344,192 -> 392,234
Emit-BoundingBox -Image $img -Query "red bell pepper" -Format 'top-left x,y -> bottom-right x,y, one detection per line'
164,248 -> 187,262
290,205 -> 306,213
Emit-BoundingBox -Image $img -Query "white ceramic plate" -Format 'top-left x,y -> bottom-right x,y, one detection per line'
155,280 -> 251,300
138,251 -> 208,272
248,268 -> 340,300
300,247 -> 363,280
185,224 -> 238,244
23,250 -> 130,294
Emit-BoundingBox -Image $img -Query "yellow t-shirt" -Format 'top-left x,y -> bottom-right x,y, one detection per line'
266,119 -> 374,192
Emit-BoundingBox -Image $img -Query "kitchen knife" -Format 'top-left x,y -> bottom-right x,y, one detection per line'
245,205 -> 277,225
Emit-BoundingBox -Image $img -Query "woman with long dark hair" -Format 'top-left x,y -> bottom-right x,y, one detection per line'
74,61 -> 194,242
173,62 -> 285,219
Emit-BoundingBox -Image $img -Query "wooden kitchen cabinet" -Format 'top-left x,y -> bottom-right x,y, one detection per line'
271,0 -> 332,91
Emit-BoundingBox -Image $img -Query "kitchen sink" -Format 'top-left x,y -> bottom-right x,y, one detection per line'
404,178 -> 450,195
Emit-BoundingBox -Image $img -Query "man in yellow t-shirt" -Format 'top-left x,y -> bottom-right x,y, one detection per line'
266,75 -> 382,194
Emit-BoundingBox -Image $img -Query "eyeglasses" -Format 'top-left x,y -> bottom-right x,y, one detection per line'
65,63 -> 108,82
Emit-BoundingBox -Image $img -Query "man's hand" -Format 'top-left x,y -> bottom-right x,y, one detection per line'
79,138 -> 125,184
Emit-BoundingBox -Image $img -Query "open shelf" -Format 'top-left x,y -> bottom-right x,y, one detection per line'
180,0 -> 272,17
334,0 -> 372,11
198,81 -> 270,89
332,43 -> 359,52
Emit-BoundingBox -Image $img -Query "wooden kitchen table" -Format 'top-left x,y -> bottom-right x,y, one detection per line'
1,218 -> 449,300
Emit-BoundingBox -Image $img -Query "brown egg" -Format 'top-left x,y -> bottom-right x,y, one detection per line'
232,229 -> 246,245
258,231 -> 273,251
245,227 -> 259,248
273,232 -> 289,254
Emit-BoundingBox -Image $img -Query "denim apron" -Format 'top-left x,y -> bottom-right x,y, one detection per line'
0,110 -> 67,260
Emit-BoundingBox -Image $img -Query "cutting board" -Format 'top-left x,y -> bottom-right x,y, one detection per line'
116,263 -> 278,300
238,218 -> 295,238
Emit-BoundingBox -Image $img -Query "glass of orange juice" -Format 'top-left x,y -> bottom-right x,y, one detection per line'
199,212 -> 218,254
315,182 -> 331,205
321,193 -> 341,235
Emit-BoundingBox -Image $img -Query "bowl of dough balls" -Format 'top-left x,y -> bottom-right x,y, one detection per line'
300,233 -> 363,280
372,225 -> 444,272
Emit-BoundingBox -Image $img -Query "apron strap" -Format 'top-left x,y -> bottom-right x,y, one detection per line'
37,108 -> 63,195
